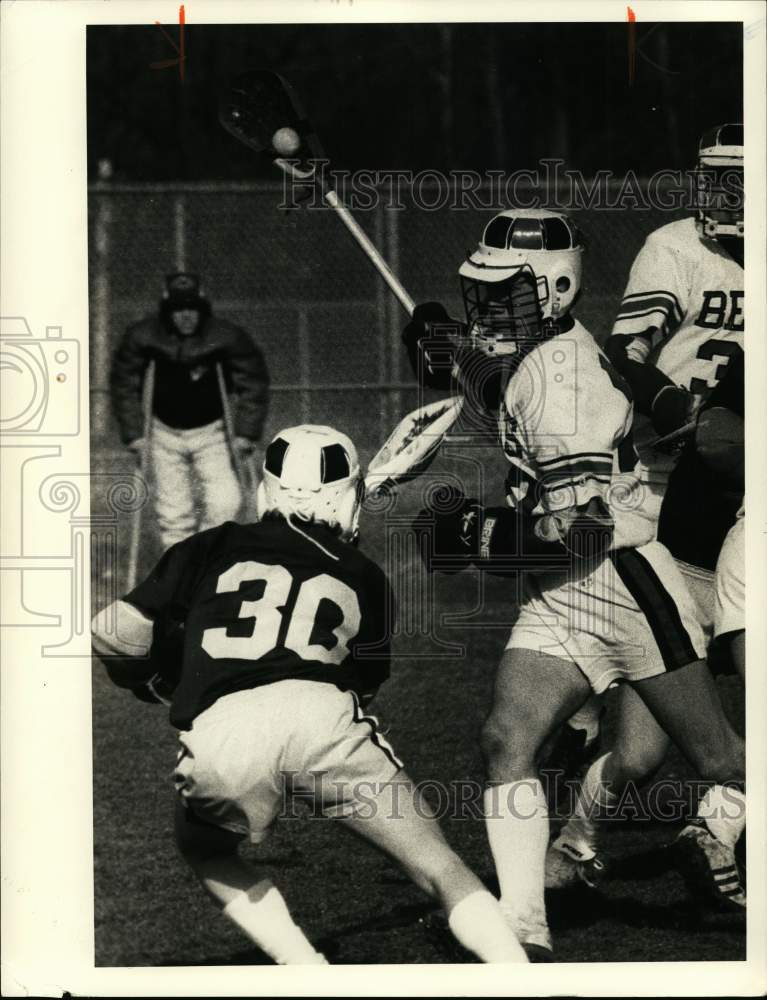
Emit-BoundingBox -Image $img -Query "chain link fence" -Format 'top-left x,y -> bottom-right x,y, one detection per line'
89,180 -> 686,458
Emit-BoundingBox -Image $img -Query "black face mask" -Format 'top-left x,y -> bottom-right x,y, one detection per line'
461,266 -> 545,348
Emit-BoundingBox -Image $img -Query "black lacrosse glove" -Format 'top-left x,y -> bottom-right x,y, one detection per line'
131,619 -> 184,706
131,670 -> 179,706
413,491 -> 614,576
650,385 -> 696,438
402,302 -> 463,391
412,489 -> 484,574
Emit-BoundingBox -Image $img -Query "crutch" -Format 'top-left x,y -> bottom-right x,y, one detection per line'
215,362 -> 259,499
126,360 -> 156,591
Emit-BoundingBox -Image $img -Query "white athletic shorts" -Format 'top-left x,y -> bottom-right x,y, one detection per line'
676,560 -> 715,640
174,680 -> 403,843
714,516 -> 745,639
506,540 -> 707,694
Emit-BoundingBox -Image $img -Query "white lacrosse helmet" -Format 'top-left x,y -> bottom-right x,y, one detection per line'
459,208 -> 584,356
256,425 -> 363,539
695,123 -> 744,239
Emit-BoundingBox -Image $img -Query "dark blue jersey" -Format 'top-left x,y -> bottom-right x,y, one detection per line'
125,517 -> 394,729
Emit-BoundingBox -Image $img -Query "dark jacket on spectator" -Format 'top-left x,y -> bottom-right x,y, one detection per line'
110,314 -> 269,444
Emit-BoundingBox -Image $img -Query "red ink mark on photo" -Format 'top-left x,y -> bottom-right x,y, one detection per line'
150,4 -> 186,81
627,6 -> 637,86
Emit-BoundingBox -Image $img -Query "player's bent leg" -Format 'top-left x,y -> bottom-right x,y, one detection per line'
631,659 -> 744,783
548,686 -> 671,888
481,647 -> 591,957
631,660 -> 746,910
608,684 -> 671,784
174,800 -> 328,964
482,647 -> 592,782
339,772 -> 527,962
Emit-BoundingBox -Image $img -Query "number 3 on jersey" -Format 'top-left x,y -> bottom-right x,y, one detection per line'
202,561 -> 361,666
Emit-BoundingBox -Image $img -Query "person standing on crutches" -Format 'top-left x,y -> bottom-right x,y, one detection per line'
110,273 -> 270,573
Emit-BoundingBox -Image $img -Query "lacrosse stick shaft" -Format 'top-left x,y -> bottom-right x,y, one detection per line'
649,418 -> 697,450
324,189 -> 415,316
126,360 -> 155,591
275,159 -> 416,317
215,362 -> 247,492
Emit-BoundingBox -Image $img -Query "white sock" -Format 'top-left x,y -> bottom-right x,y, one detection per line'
447,890 -> 528,963
557,752 -> 616,857
484,780 -> 549,929
565,695 -> 603,744
222,881 -> 328,964
697,785 -> 746,849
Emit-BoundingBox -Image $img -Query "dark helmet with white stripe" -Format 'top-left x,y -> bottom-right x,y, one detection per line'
256,425 -> 362,539
695,123 -> 744,239
459,209 -> 584,356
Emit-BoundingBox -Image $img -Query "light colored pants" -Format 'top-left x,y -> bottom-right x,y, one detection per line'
151,417 -> 242,548
174,681 -> 402,843
714,514 -> 744,639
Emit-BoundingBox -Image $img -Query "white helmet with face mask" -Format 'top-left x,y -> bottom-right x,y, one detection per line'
695,123 -> 744,240
256,425 -> 363,541
459,208 -> 584,356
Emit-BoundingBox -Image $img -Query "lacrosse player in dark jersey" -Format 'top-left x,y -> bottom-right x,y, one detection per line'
92,424 -> 527,965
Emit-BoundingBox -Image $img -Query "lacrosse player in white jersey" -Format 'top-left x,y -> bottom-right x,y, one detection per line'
550,126 -> 746,902
412,208 -> 745,959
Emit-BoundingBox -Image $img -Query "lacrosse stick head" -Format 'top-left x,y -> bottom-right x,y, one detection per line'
364,397 -> 464,497
218,69 -> 325,162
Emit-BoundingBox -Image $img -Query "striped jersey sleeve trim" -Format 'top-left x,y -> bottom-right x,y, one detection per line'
540,474 -> 612,494
616,290 -> 683,326
537,454 -> 613,495
538,451 -> 613,470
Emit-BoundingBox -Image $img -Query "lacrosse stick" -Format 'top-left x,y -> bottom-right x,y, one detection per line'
218,70 -> 415,316
649,418 -> 697,452
364,396 -> 465,497
126,360 -> 155,591
219,71 -> 462,493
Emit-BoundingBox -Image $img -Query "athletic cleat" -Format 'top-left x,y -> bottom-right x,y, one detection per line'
545,836 -> 606,890
522,942 -> 555,963
507,911 -> 554,962
675,821 -> 746,911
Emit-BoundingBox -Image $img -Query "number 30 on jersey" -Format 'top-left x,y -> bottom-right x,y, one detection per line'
201,561 -> 361,666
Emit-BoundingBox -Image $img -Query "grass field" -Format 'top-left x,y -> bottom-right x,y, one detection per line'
92,457 -> 746,967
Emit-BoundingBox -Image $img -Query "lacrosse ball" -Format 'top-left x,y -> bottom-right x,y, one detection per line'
272,127 -> 301,156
